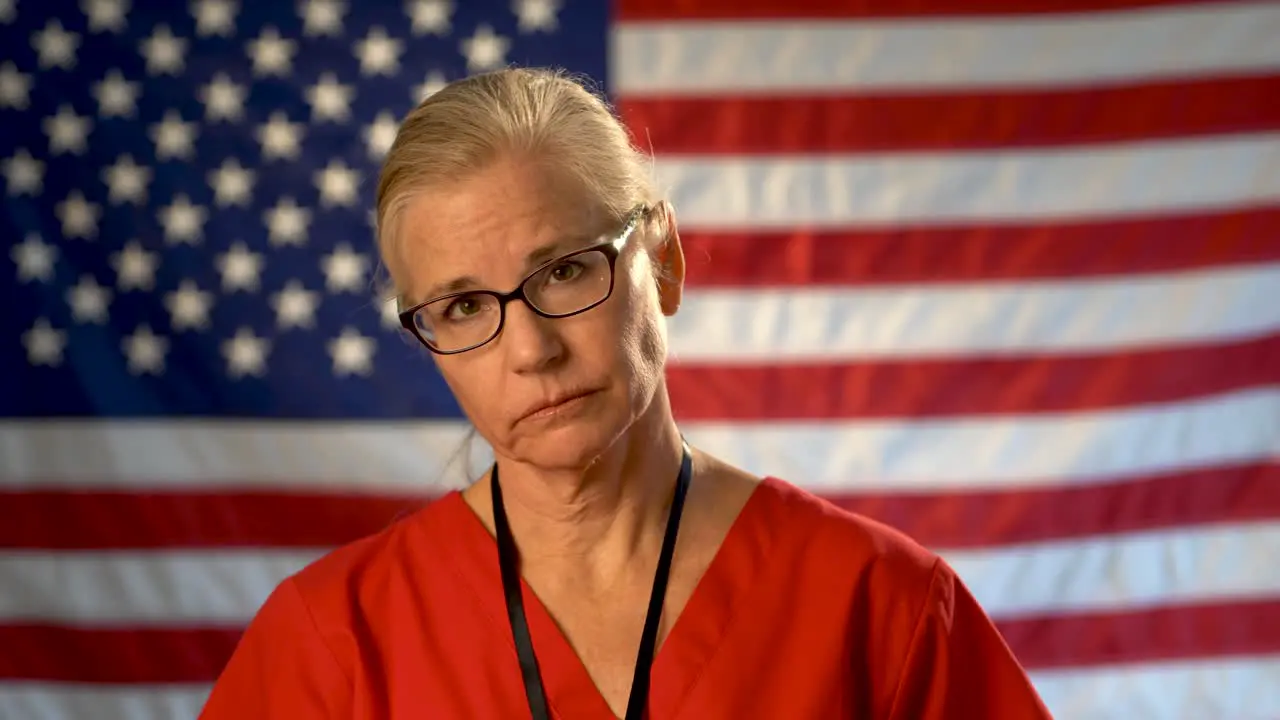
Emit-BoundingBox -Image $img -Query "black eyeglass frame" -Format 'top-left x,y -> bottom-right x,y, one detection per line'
398,205 -> 651,355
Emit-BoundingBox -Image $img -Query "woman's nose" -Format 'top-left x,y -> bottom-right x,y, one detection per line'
500,300 -> 565,374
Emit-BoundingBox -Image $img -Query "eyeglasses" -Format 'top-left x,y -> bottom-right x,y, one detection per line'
399,205 -> 650,355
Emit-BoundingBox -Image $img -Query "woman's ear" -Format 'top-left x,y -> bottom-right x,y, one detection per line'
653,201 -> 685,317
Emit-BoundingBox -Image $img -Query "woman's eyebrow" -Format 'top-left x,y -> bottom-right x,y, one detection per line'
419,233 -> 597,301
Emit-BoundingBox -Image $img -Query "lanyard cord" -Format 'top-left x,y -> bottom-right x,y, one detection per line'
490,443 -> 694,720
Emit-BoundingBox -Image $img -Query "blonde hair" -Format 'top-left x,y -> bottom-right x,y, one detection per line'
374,67 -> 667,305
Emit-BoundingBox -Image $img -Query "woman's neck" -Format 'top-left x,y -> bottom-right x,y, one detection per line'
468,396 -> 687,590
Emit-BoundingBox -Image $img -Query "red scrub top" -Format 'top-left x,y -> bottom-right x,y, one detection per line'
199,476 -> 1053,718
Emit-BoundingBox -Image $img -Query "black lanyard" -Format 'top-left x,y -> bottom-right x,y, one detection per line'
490,442 -> 693,720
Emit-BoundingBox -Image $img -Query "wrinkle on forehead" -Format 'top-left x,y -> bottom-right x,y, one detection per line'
393,158 -> 613,305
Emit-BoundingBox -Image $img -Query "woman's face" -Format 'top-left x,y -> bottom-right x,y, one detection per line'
394,157 -> 683,470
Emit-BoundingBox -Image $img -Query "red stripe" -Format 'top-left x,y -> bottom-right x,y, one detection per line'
1,463 -> 1275,551
616,0 -> 1226,20
669,334 -> 1280,421
679,206 -> 1280,287
4,596 -> 1276,682
619,76 -> 1280,153
0,490 -> 424,550
998,598 -> 1280,670
0,624 -> 241,683
833,462 -> 1280,549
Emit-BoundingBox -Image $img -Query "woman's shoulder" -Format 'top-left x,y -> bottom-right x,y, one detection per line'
749,475 -> 943,591
281,490 -> 472,611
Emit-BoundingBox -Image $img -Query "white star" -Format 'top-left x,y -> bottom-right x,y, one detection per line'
122,324 -> 168,375
165,279 -> 215,331
380,296 -> 400,329
191,0 -> 237,37
140,24 -> 188,75
328,327 -> 375,376
208,157 -> 254,207
67,274 -> 112,323
2,149 -> 44,196
82,0 -> 130,33
43,105 -> 93,155
217,241 -> 263,292
314,159 -> 360,208
0,62 -> 31,110
111,240 -> 159,290
200,72 -> 246,122
514,0 -> 559,32
412,70 -> 448,102
321,243 -> 369,293
305,72 -> 354,123
264,196 -> 310,246
56,191 -> 101,239
246,26 -> 295,77
23,318 -> 67,367
158,194 -> 208,244
363,111 -> 399,159
256,111 -> 304,160
11,234 -> 58,283
300,0 -> 345,37
91,69 -> 140,118
271,279 -> 319,328
0,0 -> 15,23
102,154 -> 151,205
222,327 -> 270,378
407,0 -> 453,36
353,26 -> 402,77
150,109 -> 198,160
32,19 -> 80,70
460,24 -> 509,73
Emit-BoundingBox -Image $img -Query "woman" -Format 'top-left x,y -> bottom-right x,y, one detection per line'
199,67 -> 1053,719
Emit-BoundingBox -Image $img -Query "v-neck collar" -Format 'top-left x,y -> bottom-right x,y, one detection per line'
427,476 -> 786,719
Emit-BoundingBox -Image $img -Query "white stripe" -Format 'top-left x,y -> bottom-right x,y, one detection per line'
0,550 -> 317,623
1,658 -> 1275,720
653,134 -> 1280,229
1,522 -> 1275,625
0,683 -> 210,720
945,523 -> 1280,618
1029,655 -> 1280,720
670,263 -> 1280,361
1,388 -> 1277,492
613,3 -> 1280,95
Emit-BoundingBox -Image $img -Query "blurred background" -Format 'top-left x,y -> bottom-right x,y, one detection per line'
2,0 -> 1279,718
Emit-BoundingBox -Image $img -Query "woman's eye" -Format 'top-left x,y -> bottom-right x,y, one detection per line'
549,262 -> 582,282
445,298 -> 480,320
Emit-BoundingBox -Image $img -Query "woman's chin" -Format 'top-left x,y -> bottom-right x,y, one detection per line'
504,420 -> 623,472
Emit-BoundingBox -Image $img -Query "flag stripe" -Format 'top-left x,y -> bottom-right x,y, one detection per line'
4,389 -> 1278,493
2,521 -> 1276,625
652,134 -> 1280,229
6,655 -> 1280,720
830,462 -> 1280,549
612,4 -> 1280,95
669,264 -> 1280,362
1027,655 -> 1280,718
0,626 -> 240,683
615,0 -> 1227,20
1,462 -> 1274,551
997,599 -> 1280,670
4,598 -> 1276,684
620,74 -> 1280,154
945,521 -> 1280,618
668,334 -> 1280,420
0,683 -> 211,720
680,207 -> 1280,287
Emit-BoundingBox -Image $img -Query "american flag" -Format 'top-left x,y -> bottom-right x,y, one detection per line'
2,0 -> 1279,717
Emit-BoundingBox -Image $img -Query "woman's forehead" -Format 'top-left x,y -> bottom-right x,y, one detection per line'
395,177 -> 609,301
